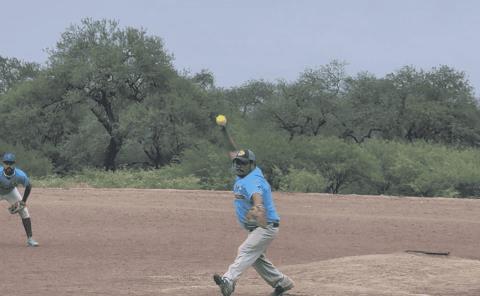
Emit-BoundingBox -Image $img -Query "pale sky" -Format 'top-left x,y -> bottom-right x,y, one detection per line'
1,0 -> 479,95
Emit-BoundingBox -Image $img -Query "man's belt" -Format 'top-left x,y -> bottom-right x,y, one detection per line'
246,221 -> 280,231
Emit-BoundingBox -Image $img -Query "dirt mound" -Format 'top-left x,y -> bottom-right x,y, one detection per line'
274,252 -> 480,296
158,253 -> 480,295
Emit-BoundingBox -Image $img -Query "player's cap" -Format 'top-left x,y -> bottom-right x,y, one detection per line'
2,152 -> 16,164
233,149 -> 256,163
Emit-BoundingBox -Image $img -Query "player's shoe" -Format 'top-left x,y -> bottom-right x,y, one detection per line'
213,274 -> 235,296
27,237 -> 39,247
270,276 -> 294,296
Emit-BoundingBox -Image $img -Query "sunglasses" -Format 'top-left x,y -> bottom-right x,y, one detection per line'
233,158 -> 249,165
3,161 -> 15,165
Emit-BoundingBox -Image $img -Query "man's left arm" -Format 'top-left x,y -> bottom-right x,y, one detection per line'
22,182 -> 32,204
247,193 -> 267,228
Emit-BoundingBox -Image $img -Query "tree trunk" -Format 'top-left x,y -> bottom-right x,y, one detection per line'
104,135 -> 123,171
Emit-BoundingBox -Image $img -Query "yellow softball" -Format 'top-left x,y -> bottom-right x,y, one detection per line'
216,114 -> 227,126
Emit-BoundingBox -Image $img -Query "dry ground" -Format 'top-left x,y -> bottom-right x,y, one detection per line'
1,188 -> 480,295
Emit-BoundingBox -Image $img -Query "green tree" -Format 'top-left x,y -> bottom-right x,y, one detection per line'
224,80 -> 275,117
190,69 -> 215,90
387,66 -> 480,145
0,56 -> 40,94
338,73 -> 396,143
127,77 -> 213,168
47,18 -> 177,170
0,72 -> 88,173
336,65 -> 480,147
261,61 -> 347,140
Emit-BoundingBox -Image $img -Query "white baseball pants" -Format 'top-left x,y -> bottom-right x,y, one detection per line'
224,224 -> 285,288
0,188 -> 30,218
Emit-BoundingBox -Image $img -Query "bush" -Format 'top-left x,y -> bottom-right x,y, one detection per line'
364,140 -> 480,197
306,137 -> 382,194
248,133 -> 302,190
447,148 -> 480,197
362,140 -> 401,194
279,167 -> 327,192
0,141 -> 53,177
176,141 -> 233,190
28,136 -> 480,198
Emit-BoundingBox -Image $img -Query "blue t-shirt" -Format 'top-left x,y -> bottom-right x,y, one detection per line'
233,166 -> 280,229
0,168 -> 30,195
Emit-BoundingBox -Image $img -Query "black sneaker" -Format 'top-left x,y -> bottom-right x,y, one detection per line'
213,274 -> 235,296
271,276 -> 294,296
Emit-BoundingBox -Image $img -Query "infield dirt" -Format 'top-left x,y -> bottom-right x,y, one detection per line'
1,188 -> 480,295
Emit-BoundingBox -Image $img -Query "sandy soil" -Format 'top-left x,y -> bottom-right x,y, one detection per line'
1,188 -> 480,295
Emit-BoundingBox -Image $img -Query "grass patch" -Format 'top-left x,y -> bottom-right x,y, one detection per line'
34,167 -> 202,190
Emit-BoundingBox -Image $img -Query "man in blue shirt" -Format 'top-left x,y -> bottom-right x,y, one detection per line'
213,148 -> 294,296
0,152 -> 39,247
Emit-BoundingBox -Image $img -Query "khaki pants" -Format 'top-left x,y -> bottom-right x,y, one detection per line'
224,224 -> 284,287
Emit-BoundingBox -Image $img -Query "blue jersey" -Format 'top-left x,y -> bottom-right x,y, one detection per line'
0,168 -> 30,195
233,166 -> 280,229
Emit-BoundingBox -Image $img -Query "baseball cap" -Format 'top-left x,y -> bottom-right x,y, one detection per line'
233,149 -> 256,163
2,152 -> 16,164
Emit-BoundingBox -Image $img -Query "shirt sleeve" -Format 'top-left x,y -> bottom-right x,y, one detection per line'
242,179 -> 263,202
16,170 -> 30,187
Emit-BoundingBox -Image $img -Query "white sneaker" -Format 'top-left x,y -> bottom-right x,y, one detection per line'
27,237 -> 39,247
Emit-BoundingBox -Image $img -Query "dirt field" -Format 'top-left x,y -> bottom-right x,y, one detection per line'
2,188 -> 480,296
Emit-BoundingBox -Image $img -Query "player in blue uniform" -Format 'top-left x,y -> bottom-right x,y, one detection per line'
0,152 -> 39,247
213,148 -> 294,296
